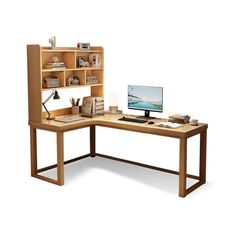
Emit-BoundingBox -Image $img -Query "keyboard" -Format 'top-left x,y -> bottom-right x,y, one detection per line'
118,117 -> 147,123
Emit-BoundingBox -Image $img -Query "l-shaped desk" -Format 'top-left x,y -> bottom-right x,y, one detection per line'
29,114 -> 208,197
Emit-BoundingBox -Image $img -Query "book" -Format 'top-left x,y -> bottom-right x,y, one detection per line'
156,122 -> 182,129
44,61 -> 66,69
171,114 -> 189,119
169,114 -> 190,124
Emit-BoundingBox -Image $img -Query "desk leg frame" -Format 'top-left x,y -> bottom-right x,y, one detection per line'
30,128 -> 65,185
96,130 -> 207,198
179,137 -> 187,197
179,129 -> 207,197
30,127 -> 37,176
90,125 -> 96,157
56,132 -> 64,185
30,127 -> 91,185
30,126 -> 207,197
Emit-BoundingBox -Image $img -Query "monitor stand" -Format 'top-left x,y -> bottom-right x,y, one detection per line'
136,110 -> 156,120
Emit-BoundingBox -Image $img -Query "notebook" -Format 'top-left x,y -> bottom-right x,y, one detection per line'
155,122 -> 182,129
55,117 -> 84,123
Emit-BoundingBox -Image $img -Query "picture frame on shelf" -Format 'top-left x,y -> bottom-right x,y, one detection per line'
77,56 -> 89,67
89,53 -> 101,68
77,43 -> 90,50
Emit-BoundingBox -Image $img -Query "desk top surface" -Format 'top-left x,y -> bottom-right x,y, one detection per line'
29,114 -> 208,138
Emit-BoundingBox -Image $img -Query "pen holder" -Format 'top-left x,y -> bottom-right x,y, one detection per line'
72,106 -> 79,115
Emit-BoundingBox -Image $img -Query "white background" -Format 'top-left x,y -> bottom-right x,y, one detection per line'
0,0 -> 236,235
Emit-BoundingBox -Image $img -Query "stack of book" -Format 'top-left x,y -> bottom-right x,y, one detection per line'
43,76 -> 60,88
44,61 -> 66,69
86,76 -> 98,85
168,114 -> 190,124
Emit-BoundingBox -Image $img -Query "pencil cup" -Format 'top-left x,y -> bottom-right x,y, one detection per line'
72,106 -> 79,115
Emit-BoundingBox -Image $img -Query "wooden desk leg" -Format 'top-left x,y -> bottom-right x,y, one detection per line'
30,127 -> 37,176
200,129 -> 207,184
57,131 -> 64,185
179,137 -> 187,197
90,125 -> 96,157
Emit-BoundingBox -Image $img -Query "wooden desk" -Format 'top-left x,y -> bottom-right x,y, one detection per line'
29,114 -> 208,197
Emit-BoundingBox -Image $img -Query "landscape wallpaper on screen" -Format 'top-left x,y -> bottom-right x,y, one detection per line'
128,85 -> 163,111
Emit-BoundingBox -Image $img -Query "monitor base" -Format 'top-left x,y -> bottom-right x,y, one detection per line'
135,115 -> 156,120
136,110 -> 157,120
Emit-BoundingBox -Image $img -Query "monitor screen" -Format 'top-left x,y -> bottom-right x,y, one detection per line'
128,85 -> 163,116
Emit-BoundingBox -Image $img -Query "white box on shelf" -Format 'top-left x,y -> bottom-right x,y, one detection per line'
89,53 -> 101,68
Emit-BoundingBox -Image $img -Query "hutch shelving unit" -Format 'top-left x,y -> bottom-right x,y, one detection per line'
27,45 -> 104,122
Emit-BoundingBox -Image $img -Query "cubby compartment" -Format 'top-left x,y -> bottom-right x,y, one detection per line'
76,52 -> 90,68
85,69 -> 103,85
76,52 -> 103,69
42,71 -> 65,89
65,70 -> 86,87
91,84 -> 103,97
42,51 -> 76,69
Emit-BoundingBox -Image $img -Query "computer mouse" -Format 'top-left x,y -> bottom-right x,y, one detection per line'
148,121 -> 154,125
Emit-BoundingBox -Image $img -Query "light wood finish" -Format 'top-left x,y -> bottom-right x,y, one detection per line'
27,45 -> 42,122
179,137 -> 187,197
27,45 -> 207,197
29,130 -> 67,185
29,113 -> 207,136
57,132 -> 64,185
42,107 -> 72,119
27,45 -> 104,123
42,84 -> 103,92
30,127 -> 37,176
28,113 -> 207,197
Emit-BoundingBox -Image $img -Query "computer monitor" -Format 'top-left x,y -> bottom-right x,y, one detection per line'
128,85 -> 163,119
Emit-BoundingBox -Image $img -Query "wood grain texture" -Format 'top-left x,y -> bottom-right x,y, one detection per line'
29,114 -> 208,138
27,45 -> 42,122
200,129 -> 207,183
57,132 -> 64,185
30,127 -> 37,176
179,137 -> 187,197
27,45 -> 104,123
27,45 -> 208,196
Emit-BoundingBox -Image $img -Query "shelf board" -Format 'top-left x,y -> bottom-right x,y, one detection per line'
66,67 -> 103,71
41,47 -> 103,53
42,83 -> 103,91
42,68 -> 65,72
42,67 -> 103,72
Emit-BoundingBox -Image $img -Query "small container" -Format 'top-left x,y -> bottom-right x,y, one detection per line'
109,106 -> 118,113
190,119 -> 198,126
72,106 -> 79,115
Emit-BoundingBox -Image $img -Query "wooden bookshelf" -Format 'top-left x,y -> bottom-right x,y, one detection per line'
27,45 -> 104,122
